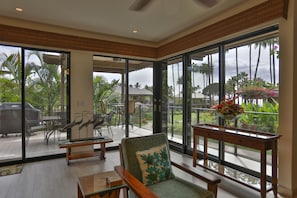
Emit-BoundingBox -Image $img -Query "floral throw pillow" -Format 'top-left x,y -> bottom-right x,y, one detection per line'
136,144 -> 175,185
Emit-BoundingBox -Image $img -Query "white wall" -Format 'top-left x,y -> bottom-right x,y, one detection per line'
70,51 -> 94,141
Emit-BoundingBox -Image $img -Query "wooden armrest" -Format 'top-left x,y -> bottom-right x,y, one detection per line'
114,165 -> 158,198
171,161 -> 220,198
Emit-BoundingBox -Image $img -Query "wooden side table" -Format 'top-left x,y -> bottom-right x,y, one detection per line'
192,124 -> 280,198
78,171 -> 126,198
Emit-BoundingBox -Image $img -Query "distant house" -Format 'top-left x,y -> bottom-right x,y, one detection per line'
192,92 -> 210,107
174,92 -> 210,107
114,86 -> 153,103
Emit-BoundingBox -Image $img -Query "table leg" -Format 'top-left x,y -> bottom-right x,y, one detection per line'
272,141 -> 278,196
100,143 -> 106,160
66,148 -> 70,165
204,137 -> 208,161
78,183 -> 83,198
193,132 -> 197,167
260,149 -> 267,198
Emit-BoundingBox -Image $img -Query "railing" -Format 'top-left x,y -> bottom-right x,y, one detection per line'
46,104 -> 278,136
94,103 -> 154,130
167,105 -> 279,138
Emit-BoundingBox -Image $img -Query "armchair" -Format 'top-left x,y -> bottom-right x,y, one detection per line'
115,133 -> 220,198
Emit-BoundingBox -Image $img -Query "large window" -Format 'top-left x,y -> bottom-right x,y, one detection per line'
0,45 -> 22,161
222,36 -> 279,171
225,37 -> 279,133
169,28 -> 280,188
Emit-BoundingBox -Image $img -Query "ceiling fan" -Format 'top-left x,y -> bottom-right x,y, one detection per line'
129,0 -> 219,11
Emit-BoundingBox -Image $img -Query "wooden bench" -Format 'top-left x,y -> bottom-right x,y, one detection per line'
59,136 -> 113,165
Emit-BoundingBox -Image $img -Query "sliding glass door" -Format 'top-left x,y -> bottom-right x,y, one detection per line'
127,60 -> 153,137
93,55 -> 153,146
0,45 -> 22,162
188,48 -> 220,156
0,45 -> 70,163
162,57 -> 184,144
24,49 -> 70,158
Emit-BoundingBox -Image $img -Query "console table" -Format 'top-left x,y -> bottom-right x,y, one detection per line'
192,124 -> 280,198
59,136 -> 113,165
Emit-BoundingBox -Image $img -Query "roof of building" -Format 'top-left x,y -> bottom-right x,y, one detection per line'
114,86 -> 153,96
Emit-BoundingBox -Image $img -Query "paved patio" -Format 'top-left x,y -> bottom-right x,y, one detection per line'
0,125 -> 153,161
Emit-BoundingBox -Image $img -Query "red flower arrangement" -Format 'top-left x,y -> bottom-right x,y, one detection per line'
212,98 -> 244,119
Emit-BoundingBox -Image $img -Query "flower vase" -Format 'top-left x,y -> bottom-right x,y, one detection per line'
217,113 -> 240,129
224,117 -> 233,128
223,114 -> 241,128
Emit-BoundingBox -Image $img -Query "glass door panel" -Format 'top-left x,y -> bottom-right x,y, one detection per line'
189,49 -> 219,157
93,56 -> 153,146
128,60 -> 153,137
24,49 -> 69,158
0,45 -> 22,162
224,36 -> 279,169
162,57 -> 183,144
93,55 -> 125,147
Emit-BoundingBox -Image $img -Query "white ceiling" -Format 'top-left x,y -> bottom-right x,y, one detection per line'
0,0 -> 250,43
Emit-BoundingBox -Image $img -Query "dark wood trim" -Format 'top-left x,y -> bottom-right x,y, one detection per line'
157,0 -> 287,58
0,0 -> 287,59
0,24 -> 157,59
283,0 -> 289,19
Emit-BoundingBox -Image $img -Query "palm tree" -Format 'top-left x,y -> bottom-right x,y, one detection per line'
0,52 -> 22,85
93,76 -> 119,112
171,64 -> 176,103
271,37 -> 279,85
254,40 -> 273,80
26,51 -> 61,115
198,63 -> 213,88
177,63 -> 182,99
191,63 -> 200,99
235,47 -> 239,103
249,44 -> 252,81
0,51 -> 36,102
254,38 -> 279,85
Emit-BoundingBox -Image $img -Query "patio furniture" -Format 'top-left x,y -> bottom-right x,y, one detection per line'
57,116 -> 83,140
42,115 -> 62,144
115,133 -> 220,198
95,111 -> 116,136
0,102 -> 40,136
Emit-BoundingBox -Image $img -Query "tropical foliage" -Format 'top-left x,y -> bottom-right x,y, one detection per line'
0,50 -> 65,115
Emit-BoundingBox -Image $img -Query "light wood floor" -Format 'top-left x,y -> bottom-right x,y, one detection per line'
0,150 -> 281,198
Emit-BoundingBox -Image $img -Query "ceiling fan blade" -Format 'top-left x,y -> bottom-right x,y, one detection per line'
129,0 -> 153,11
193,0 -> 219,8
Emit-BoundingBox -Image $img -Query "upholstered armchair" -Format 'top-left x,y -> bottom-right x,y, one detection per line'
114,133 -> 220,198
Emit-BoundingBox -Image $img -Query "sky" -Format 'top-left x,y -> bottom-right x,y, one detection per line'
1,43 -> 279,92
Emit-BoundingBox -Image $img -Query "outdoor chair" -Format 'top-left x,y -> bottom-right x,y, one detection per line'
94,110 -> 115,136
93,114 -> 105,136
121,100 -> 135,129
115,133 -> 220,198
25,119 -> 47,145
57,116 -> 83,140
